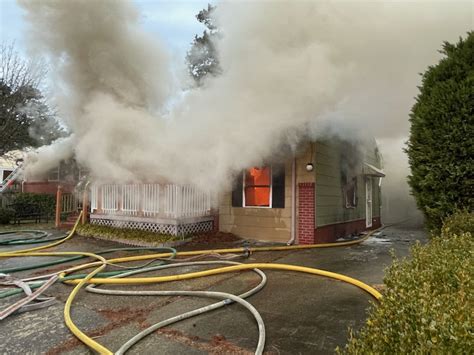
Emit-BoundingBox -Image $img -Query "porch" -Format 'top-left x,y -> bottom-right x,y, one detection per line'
88,183 -> 216,236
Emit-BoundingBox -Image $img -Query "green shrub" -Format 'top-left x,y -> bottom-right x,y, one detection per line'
76,223 -> 180,245
12,193 -> 56,215
441,210 -> 474,237
0,208 -> 14,224
406,32 -> 474,231
340,225 -> 473,353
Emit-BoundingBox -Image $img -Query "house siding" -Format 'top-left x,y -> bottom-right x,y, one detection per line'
219,139 -> 382,243
219,144 -> 315,243
315,140 -> 382,229
22,181 -> 76,195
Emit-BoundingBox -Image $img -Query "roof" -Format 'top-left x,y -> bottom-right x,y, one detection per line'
363,162 -> 385,177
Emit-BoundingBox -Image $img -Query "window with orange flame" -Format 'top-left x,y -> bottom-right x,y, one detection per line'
244,167 -> 271,207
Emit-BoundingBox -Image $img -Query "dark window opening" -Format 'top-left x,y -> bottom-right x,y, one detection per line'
343,177 -> 357,208
3,170 -> 13,181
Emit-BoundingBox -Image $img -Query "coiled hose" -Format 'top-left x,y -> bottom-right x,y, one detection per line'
86,260 -> 268,354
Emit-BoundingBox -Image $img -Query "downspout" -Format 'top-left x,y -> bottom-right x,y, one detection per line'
287,156 -> 297,245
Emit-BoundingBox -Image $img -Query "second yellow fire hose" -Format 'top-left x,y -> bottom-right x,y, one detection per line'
61,263 -> 382,299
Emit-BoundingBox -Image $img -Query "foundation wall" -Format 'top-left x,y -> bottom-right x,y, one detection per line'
315,216 -> 382,243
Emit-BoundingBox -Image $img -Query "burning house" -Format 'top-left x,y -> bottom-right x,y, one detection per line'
85,138 -> 384,243
220,139 -> 384,243
9,1 -> 418,241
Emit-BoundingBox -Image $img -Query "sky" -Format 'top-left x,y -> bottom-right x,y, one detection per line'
0,0 -> 209,57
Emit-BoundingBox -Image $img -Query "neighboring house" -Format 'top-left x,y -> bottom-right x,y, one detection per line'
0,151 -> 25,195
87,138 -> 385,243
1,157 -> 84,222
0,151 -> 24,208
0,159 -> 16,191
21,159 -> 82,195
0,155 -> 81,196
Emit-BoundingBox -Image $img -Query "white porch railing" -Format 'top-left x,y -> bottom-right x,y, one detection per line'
90,183 -> 211,218
164,184 -> 211,218
102,184 -> 120,213
61,193 -> 78,213
122,184 -> 140,215
142,184 -> 160,216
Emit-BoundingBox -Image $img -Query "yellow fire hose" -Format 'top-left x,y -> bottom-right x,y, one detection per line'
61,262 -> 382,299
0,213 -> 112,354
3,250 -> 111,354
46,230 -> 374,275
0,213 -> 382,355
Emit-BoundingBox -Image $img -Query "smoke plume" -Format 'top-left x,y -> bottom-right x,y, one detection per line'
19,0 -> 471,217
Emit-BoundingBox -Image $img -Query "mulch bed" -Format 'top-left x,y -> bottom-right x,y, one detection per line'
182,232 -> 243,249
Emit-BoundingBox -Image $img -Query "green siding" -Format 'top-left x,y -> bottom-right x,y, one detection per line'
315,139 -> 382,226
372,177 -> 382,217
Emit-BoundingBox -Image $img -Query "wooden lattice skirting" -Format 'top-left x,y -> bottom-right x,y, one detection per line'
90,218 -> 213,236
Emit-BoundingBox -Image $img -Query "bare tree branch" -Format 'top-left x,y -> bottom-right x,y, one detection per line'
0,41 -> 65,156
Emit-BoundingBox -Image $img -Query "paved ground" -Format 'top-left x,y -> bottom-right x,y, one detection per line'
0,220 -> 426,354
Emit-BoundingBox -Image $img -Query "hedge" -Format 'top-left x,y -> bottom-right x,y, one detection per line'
0,208 -> 14,224
0,193 -> 56,224
12,193 -> 56,215
441,210 -> 474,237
340,212 -> 473,354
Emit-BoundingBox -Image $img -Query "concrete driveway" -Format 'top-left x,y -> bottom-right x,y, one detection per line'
0,220 -> 426,354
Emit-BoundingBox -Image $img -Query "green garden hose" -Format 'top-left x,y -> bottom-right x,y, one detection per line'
0,230 -> 65,246
0,246 -> 177,274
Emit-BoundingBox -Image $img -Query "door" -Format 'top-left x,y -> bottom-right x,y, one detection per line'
366,178 -> 373,228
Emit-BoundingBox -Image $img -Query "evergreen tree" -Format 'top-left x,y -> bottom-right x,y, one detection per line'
186,4 -> 220,85
406,33 -> 473,230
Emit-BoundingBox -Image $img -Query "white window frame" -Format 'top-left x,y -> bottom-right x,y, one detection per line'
242,166 -> 273,208
47,167 -> 60,182
78,168 -> 88,180
366,177 -> 373,228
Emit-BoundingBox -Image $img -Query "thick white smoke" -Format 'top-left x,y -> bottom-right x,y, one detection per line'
19,0 -> 471,207
19,0 -> 174,182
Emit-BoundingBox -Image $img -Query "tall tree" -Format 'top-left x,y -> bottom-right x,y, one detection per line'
406,32 -> 473,230
0,42 -> 64,156
186,4 -> 221,85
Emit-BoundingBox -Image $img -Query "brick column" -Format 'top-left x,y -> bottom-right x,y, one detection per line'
55,185 -> 63,229
298,182 -> 315,244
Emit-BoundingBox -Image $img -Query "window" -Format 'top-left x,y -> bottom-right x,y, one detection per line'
343,177 -> 357,208
232,164 -> 285,209
78,168 -> 88,180
2,170 -> 13,181
48,167 -> 59,181
244,167 -> 272,207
